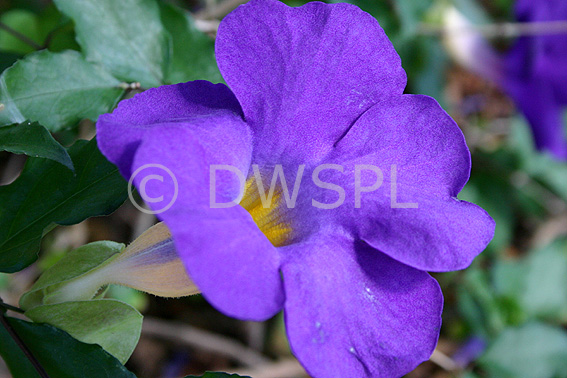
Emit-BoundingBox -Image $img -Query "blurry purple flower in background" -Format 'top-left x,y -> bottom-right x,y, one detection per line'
452,336 -> 487,368
504,0 -> 567,160
444,0 -> 567,160
97,0 -> 494,376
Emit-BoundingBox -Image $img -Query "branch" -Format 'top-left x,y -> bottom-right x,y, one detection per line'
529,213 -> 567,249
430,349 -> 461,372
142,317 -> 271,367
420,20 -> 567,39
194,0 -> 247,20
229,358 -> 308,378
194,19 -> 221,34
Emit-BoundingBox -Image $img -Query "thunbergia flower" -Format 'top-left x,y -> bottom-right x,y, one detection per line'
443,1 -> 567,160
97,0 -> 494,376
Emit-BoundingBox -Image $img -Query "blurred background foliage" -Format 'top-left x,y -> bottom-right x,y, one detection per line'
0,0 -> 566,377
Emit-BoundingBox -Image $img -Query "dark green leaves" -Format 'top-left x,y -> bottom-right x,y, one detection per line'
19,241 -> 125,310
53,0 -> 168,88
0,316 -> 136,378
52,0 -> 221,87
0,6 -> 79,54
0,50 -> 124,131
0,138 -> 127,273
0,121 -> 73,170
25,300 -> 143,364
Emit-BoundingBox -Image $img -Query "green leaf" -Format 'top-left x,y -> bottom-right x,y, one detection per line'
185,373 -> 252,378
0,52 -> 21,72
106,285 -> 149,312
405,37 -> 448,107
0,50 -> 124,131
492,261 -> 526,301
159,3 -> 223,84
25,299 -> 142,364
0,315 -> 136,378
521,241 -> 567,320
0,6 -> 79,54
505,117 -> 567,203
0,121 -> 73,170
0,138 -> 128,273
494,240 -> 567,322
0,317 -> 39,378
0,10 -> 42,55
393,0 -> 433,37
54,0 -> 168,87
19,241 -> 125,309
525,156 -> 567,203
458,266 -> 515,337
459,170 -> 515,254
35,5 -> 81,53
480,322 -> 567,378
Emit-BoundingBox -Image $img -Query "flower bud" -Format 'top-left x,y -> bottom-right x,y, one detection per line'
20,222 -> 199,310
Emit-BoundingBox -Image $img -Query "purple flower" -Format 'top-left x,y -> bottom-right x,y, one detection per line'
504,0 -> 567,160
97,0 -> 494,376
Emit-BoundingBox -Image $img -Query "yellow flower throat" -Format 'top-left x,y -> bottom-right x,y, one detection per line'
239,178 -> 292,247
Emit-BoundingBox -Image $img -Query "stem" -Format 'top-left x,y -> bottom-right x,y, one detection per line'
420,20 -> 567,39
0,300 -> 25,314
41,20 -> 72,50
0,22 -> 43,50
0,313 -> 51,378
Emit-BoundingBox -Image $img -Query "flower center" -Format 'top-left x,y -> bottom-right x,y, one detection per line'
239,177 -> 292,247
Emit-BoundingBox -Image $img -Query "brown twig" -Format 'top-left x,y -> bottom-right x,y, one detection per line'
142,317 -> 271,367
194,19 -> 221,34
429,349 -> 461,373
230,358 -> 308,378
420,20 -> 567,39
194,0 -> 248,20
529,214 -> 567,249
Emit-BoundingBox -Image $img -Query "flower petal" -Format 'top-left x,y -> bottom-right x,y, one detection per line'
310,95 -> 494,271
128,128 -> 285,321
97,80 -> 245,178
281,234 -> 442,378
504,76 -> 567,159
216,0 -> 406,164
165,206 -> 285,321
